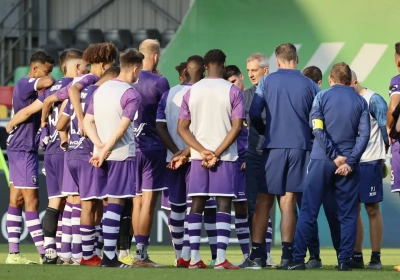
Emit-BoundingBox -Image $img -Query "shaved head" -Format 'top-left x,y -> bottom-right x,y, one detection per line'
186,55 -> 205,83
139,39 -> 160,56
351,70 -> 357,81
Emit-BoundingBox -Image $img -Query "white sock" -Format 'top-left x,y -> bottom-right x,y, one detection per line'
216,248 -> 226,264
190,250 -> 201,264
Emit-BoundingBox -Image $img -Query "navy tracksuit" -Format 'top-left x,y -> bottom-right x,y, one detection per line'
292,85 -> 370,264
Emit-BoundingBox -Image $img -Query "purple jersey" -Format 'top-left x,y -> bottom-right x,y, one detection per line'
38,77 -> 74,154
237,120 -> 248,159
63,84 -> 98,156
54,73 -> 99,101
7,77 -> 41,152
389,74 -> 400,97
132,70 -> 170,151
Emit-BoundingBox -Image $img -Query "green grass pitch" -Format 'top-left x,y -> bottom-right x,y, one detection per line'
0,245 -> 399,280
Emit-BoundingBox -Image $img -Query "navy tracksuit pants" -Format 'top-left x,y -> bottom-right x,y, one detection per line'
293,159 -> 359,263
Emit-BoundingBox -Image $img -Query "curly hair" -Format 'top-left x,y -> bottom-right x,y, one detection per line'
204,49 -> 226,66
83,42 -> 118,64
30,51 -> 55,65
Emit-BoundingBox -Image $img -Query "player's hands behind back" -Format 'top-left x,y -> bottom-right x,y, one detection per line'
89,143 -> 111,167
200,149 -> 219,169
168,150 -> 188,170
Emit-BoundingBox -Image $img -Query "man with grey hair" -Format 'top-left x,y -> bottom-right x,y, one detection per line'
242,53 -> 275,267
243,43 -> 318,269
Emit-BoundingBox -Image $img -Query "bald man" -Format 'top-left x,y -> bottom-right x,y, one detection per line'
131,39 -> 170,267
349,70 -> 387,270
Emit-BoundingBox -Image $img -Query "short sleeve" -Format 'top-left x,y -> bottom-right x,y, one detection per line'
155,77 -> 170,99
76,74 -> 100,88
178,89 -> 191,120
120,88 -> 141,121
54,81 -> 72,101
62,100 -> 72,116
156,91 -> 169,122
230,85 -> 245,120
17,78 -> 40,99
86,96 -> 94,115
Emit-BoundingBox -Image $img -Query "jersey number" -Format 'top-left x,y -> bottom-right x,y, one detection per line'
70,103 -> 86,134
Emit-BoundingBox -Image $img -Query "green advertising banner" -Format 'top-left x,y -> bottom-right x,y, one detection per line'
159,0 -> 399,102
158,0 -> 400,248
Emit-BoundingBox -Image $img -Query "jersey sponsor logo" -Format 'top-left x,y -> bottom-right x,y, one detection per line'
389,84 -> 398,94
50,84 -> 62,91
69,137 -> 85,149
268,42 -> 388,83
134,123 -> 147,137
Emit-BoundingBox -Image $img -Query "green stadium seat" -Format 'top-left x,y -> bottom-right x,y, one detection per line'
13,66 -> 30,85
52,67 -> 64,80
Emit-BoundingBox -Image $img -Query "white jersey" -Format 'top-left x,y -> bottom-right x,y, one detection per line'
360,89 -> 385,162
93,80 -> 135,161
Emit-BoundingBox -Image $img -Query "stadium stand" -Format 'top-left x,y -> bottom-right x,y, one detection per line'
104,29 -> 133,51
47,29 -> 75,49
75,29 -> 105,48
0,86 -> 13,109
161,29 -> 176,48
132,28 -> 162,49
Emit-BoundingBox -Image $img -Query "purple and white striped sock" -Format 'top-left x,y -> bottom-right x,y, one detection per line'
203,213 -> 217,259
235,214 -> 250,257
25,211 -> 45,255
180,207 -> 191,261
265,218 -> 273,255
169,205 -> 186,260
102,203 -> 123,260
71,204 -> 82,260
216,212 -> 231,264
94,225 -> 103,256
7,206 -> 22,253
56,211 -> 63,253
188,213 -> 202,264
80,225 -> 95,260
60,202 -> 73,259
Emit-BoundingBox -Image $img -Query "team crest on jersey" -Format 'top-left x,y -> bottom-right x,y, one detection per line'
28,78 -> 35,83
31,175 -> 38,185
390,84 -> 398,93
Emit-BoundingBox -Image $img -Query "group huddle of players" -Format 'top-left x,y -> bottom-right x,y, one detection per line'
4,38 -> 400,271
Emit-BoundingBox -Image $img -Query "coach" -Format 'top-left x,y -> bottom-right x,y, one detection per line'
287,63 -> 370,271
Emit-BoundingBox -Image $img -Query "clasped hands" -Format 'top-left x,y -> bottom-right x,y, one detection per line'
167,149 -> 219,170
334,155 -> 352,176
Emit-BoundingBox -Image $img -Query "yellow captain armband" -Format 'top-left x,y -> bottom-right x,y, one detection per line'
312,119 -> 324,130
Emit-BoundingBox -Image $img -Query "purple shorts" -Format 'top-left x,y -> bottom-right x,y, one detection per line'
161,189 -> 171,210
68,157 -> 98,200
186,197 -> 216,209
135,150 -> 167,194
167,163 -> 190,206
97,158 -> 136,199
392,141 -> 400,192
8,151 -> 39,189
44,153 -> 64,198
62,152 -> 78,196
233,160 -> 246,202
188,160 -> 236,198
